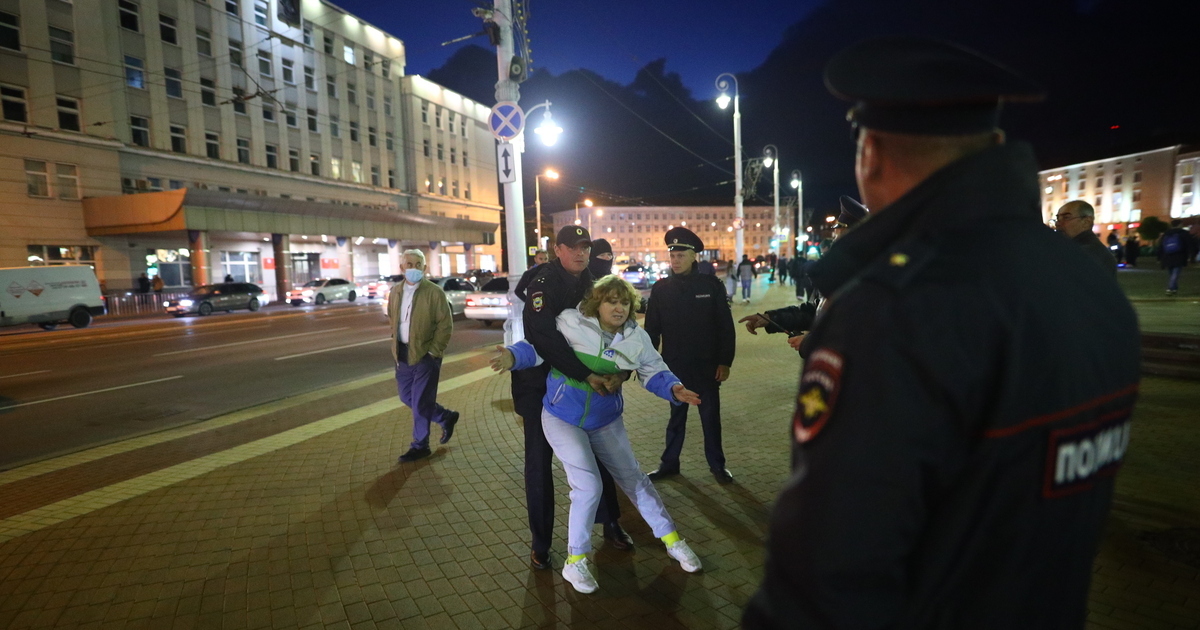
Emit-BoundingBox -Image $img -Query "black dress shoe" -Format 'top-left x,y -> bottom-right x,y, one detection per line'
647,467 -> 679,481
603,522 -> 634,551
530,550 -> 551,570
712,468 -> 734,484
397,447 -> 431,463
440,411 -> 460,445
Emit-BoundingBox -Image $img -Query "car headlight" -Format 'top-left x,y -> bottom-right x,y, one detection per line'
179,299 -> 194,307
162,301 -> 170,307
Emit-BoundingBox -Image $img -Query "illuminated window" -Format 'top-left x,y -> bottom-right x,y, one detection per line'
124,56 -> 145,89
343,45 -> 355,65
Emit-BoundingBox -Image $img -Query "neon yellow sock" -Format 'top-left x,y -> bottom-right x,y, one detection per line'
566,553 -> 586,565
661,531 -> 681,546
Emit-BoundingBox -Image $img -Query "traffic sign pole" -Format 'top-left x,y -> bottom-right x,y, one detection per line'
491,0 -> 526,345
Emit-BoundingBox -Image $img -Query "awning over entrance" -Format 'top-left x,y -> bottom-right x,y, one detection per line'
82,189 -> 498,244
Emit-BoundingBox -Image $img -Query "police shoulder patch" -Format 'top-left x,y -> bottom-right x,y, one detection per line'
793,348 -> 843,443
531,291 -> 545,312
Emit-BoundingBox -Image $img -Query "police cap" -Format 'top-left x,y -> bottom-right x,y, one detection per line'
556,225 -> 591,248
825,36 -> 1044,135
664,227 -> 703,252
838,196 -> 869,227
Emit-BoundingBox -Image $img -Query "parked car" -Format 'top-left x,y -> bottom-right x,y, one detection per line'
430,277 -> 476,315
621,264 -> 651,289
165,282 -> 266,317
0,265 -> 105,330
286,278 -> 357,306
364,274 -> 404,299
464,269 -> 495,287
463,277 -> 510,326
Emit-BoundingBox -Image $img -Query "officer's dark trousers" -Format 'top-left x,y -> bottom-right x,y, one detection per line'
523,408 -> 621,555
659,386 -> 724,472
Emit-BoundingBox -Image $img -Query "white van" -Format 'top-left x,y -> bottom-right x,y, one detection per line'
0,266 -> 106,330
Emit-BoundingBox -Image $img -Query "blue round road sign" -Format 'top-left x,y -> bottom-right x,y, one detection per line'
489,101 -> 525,140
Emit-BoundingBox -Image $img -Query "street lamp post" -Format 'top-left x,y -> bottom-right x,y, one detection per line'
574,198 -> 592,226
589,208 -> 603,233
763,145 -> 780,258
716,73 -> 743,263
534,168 -> 559,252
790,169 -> 803,258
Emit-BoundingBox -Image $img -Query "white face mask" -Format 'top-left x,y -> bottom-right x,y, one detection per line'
404,268 -> 424,283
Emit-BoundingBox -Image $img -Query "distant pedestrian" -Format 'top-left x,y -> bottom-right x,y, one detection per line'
790,256 -> 807,300
390,249 -> 460,463
723,260 -> 737,302
224,274 -> 235,283
778,256 -> 790,285
1054,201 -> 1116,275
736,255 -> 756,303
151,275 -> 164,295
1159,220 -> 1197,296
1124,235 -> 1140,267
515,250 -> 549,302
1107,231 -> 1124,265
136,273 -> 151,294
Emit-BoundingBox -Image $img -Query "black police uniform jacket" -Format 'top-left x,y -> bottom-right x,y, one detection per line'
510,260 -> 594,418
644,263 -> 735,390
743,143 -> 1140,629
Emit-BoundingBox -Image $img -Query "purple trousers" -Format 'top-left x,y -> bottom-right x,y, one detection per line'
395,345 -> 450,450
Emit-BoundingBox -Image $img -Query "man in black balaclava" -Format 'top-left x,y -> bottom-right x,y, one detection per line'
588,238 -> 614,278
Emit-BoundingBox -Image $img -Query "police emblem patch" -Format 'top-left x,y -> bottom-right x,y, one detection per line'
793,349 -> 843,443
531,291 -> 545,312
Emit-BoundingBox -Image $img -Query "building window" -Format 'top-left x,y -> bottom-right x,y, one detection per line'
1095,176 -> 1103,188
1133,188 -> 1142,203
351,160 -> 362,183
347,83 -> 356,105
164,68 -> 183,98
200,78 -> 217,106
257,50 -> 272,77
231,87 -> 247,114
118,0 -> 140,31
349,121 -> 359,142
56,97 -> 80,131
265,144 -> 278,168
196,28 -> 212,56
225,0 -> 239,17
437,143 -> 444,160
262,104 -> 275,121
288,148 -> 299,172
330,157 -> 341,179
464,183 -> 471,200
309,154 -> 320,176
285,109 -> 297,127
460,120 -> 467,137
303,65 -> 315,90
323,34 -> 333,55
450,148 -> 457,164
381,59 -> 390,75
387,169 -> 395,188
438,177 -> 445,192
56,164 -> 80,200
423,139 -> 430,157
170,125 -> 186,153
370,165 -> 380,186
25,160 -> 50,197
326,75 -> 336,97
124,56 -> 146,89
462,150 -> 469,168
229,40 -> 243,67
48,27 -> 74,64
253,0 -> 268,25
1133,170 -> 1142,184
0,12 -> 19,51
236,138 -> 250,164
367,126 -> 377,146
130,115 -> 150,146
421,102 -> 428,124
435,108 -> 442,128
307,108 -> 317,132
281,58 -> 294,84
384,96 -> 392,115
425,176 -> 432,193
343,44 -> 355,65
302,25 -> 312,46
27,245 -> 97,267
452,180 -> 459,197
329,115 -> 339,137
158,14 -> 177,45
220,251 -> 260,283
385,132 -> 394,151
205,132 -> 219,158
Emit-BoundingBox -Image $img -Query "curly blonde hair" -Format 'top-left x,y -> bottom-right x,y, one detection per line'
579,274 -> 641,318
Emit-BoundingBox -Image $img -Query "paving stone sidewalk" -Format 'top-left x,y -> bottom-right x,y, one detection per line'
0,278 -> 1196,629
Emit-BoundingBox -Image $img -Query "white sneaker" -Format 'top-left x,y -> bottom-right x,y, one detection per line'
667,540 -> 702,573
562,557 -> 599,593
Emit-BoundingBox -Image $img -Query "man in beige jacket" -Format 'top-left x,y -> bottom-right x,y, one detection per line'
389,249 -> 458,463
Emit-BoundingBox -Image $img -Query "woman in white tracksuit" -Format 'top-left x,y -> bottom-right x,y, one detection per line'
491,274 -> 703,594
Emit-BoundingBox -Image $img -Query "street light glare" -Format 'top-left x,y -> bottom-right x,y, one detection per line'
716,93 -> 731,110
763,157 -> 774,169
544,169 -> 559,179
595,209 -> 603,217
790,178 -> 800,189
534,111 -> 563,146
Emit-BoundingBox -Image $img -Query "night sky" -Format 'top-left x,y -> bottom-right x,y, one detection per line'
330,0 -> 826,96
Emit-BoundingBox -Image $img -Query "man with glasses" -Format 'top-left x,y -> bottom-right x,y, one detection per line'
744,37 -> 1140,629
1055,200 -> 1117,275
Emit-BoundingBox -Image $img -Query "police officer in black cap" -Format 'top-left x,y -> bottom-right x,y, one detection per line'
644,227 -> 737,483
515,225 -> 631,571
744,37 -> 1139,628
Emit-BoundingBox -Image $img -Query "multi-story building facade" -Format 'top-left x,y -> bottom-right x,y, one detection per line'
552,206 -> 781,266
1,0 -> 500,299
1171,150 -> 1200,220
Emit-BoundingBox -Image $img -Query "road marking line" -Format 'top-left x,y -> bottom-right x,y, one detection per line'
152,327 -> 349,356
0,376 -> 184,411
275,338 -> 391,361
0,365 -> 495,544
0,346 -> 491,484
0,370 -> 51,380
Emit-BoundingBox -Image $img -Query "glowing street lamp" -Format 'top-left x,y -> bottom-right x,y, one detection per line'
790,169 -> 803,257
716,73 -> 744,262
531,105 -> 563,146
589,207 -> 604,232
534,168 -> 560,250
763,144 -> 780,257
575,198 -> 593,226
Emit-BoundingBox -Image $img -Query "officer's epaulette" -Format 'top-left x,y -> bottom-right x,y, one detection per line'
860,238 -> 938,291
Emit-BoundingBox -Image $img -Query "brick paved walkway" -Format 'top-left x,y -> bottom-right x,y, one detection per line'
0,278 -> 1197,629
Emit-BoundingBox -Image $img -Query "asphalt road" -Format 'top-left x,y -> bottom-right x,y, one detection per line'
0,301 -> 504,471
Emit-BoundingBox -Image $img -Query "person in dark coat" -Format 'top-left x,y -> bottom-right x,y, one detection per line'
644,228 -> 737,483
744,37 -> 1140,629
1107,231 -> 1124,265
136,273 -> 151,294
587,238 -> 614,278
1158,219 -> 1197,295
1124,235 -> 1140,267
514,227 -> 630,571
513,250 -> 548,303
1054,200 -> 1116,275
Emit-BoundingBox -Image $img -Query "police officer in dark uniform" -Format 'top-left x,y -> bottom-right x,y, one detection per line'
644,227 -> 737,483
743,37 -> 1140,628
515,225 -> 630,571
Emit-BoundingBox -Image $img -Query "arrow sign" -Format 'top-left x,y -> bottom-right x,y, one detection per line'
496,142 -> 516,184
